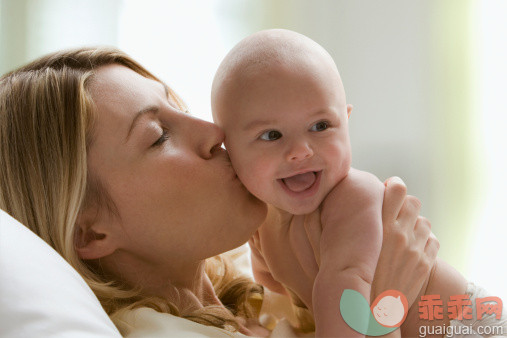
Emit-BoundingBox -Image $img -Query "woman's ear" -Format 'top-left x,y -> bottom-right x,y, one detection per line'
347,104 -> 353,119
74,207 -> 118,260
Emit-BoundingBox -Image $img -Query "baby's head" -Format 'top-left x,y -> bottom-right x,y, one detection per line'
212,29 -> 352,215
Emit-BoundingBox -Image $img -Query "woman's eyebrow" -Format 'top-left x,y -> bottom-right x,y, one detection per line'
126,106 -> 159,141
163,84 -> 170,99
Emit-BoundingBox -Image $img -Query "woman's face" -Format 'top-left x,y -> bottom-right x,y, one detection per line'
86,64 -> 266,265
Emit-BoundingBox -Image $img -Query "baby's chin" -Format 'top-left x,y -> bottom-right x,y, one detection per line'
247,185 -> 323,215
273,199 -> 321,216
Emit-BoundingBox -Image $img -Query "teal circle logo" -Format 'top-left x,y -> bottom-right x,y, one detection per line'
340,289 -> 408,336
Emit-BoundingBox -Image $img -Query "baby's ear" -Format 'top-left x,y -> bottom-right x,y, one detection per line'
347,104 -> 353,118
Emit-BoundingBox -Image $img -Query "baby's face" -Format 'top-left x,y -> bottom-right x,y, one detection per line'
215,61 -> 352,215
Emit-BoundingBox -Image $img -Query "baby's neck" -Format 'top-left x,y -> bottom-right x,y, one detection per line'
267,205 -> 293,226
266,204 -> 310,229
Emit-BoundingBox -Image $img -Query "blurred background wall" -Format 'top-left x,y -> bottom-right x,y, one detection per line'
1,0 -> 505,301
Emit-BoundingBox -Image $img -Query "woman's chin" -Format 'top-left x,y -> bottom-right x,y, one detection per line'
243,192 -> 268,223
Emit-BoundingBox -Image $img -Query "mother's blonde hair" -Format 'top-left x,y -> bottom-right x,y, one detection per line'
0,47 -> 263,331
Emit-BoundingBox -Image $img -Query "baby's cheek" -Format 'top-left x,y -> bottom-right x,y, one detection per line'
241,164 -> 273,200
326,143 -> 351,177
227,148 -> 252,177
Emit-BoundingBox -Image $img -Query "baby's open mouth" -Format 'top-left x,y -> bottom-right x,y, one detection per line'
281,171 -> 320,192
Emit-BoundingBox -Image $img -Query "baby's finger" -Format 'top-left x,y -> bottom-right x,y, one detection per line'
304,210 -> 322,267
382,177 -> 407,225
396,195 -> 421,231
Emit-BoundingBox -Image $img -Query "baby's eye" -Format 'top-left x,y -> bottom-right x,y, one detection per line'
310,121 -> 329,132
260,130 -> 282,141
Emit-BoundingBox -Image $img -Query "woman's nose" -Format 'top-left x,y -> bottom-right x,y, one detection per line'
184,114 -> 225,159
286,140 -> 313,162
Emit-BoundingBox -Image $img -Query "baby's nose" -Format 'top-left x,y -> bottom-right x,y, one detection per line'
286,141 -> 313,162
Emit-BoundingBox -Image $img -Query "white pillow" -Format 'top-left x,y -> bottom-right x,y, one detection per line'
0,209 -> 120,337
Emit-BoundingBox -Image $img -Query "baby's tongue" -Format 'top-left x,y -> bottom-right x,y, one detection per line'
282,172 -> 316,192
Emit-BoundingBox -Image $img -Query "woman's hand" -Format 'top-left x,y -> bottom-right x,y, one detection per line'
371,177 -> 439,308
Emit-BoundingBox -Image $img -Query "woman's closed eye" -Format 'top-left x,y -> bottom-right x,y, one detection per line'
310,120 -> 329,132
152,129 -> 169,147
259,130 -> 282,141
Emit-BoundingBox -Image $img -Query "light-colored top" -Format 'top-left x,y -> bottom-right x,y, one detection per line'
114,306 -> 304,337
113,244 -> 312,337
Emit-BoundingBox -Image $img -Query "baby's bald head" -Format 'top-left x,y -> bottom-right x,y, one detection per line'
210,30 -> 352,214
211,29 -> 345,125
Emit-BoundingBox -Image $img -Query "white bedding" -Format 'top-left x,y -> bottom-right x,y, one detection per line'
0,209 -> 120,337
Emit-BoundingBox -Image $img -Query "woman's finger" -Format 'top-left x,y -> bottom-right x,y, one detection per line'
382,176 -> 407,225
424,231 -> 440,260
412,216 -> 432,250
396,195 -> 421,231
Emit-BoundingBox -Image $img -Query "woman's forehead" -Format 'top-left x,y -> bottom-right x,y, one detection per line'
89,65 -> 168,126
90,65 -> 166,103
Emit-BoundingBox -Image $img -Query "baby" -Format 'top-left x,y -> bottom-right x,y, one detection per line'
211,29 -> 469,336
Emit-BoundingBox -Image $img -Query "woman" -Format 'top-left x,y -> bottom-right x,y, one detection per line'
0,47 -> 437,336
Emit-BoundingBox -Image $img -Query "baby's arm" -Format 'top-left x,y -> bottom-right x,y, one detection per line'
248,233 -> 289,296
313,168 -> 384,337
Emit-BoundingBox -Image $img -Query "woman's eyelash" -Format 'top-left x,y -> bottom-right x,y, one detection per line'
152,129 -> 169,147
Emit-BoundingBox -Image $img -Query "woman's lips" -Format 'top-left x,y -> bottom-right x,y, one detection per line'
218,148 -> 240,181
278,170 -> 322,198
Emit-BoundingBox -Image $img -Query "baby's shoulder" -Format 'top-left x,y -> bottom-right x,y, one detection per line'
321,168 -> 384,215
326,168 -> 383,199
